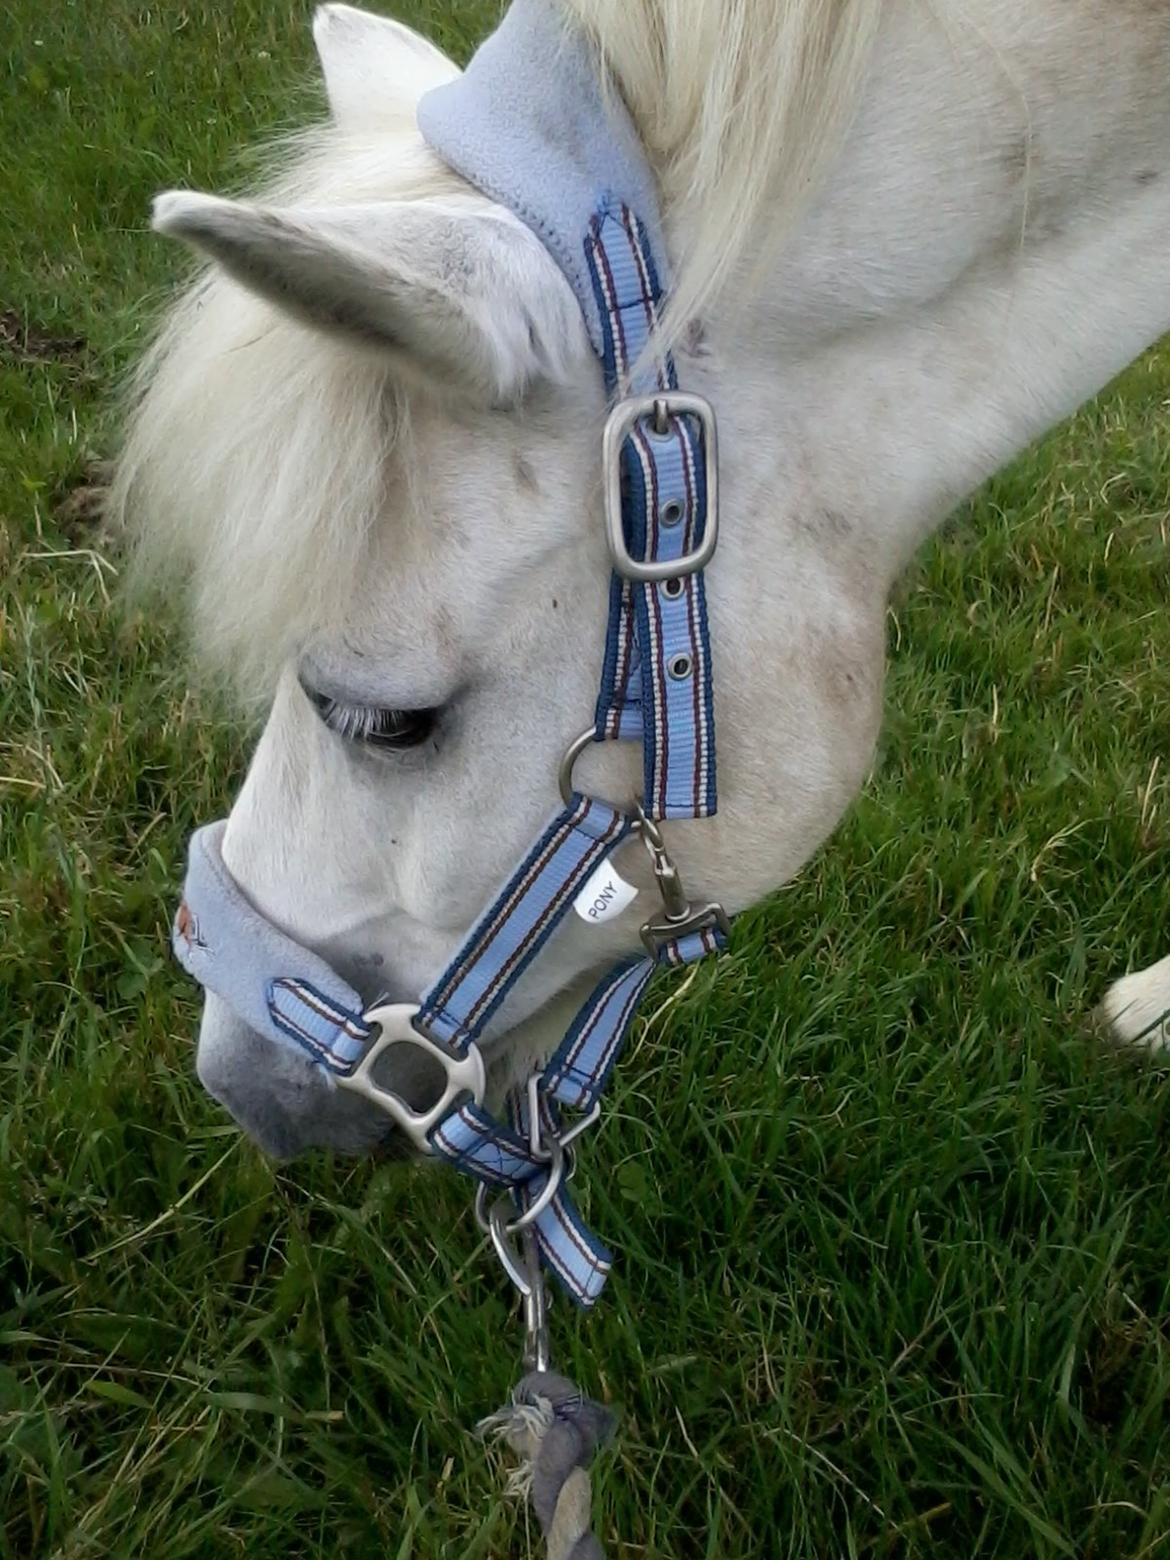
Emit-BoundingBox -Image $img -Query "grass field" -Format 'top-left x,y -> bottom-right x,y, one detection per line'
5,3 -> 1170,1556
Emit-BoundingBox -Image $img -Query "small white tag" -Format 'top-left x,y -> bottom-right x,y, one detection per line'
573,862 -> 639,925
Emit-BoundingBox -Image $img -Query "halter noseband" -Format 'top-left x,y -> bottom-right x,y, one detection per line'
172,0 -> 729,1330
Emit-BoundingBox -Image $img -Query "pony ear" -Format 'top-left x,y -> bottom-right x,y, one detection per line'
151,190 -> 588,401
312,4 -> 459,127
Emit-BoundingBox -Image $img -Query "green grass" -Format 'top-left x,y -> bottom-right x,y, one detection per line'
4,3 -> 1170,1555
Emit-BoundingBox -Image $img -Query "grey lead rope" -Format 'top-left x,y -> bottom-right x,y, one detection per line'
477,1152 -> 615,1553
479,1371 -> 616,1560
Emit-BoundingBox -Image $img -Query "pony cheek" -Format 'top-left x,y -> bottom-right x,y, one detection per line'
193,995 -> 390,1159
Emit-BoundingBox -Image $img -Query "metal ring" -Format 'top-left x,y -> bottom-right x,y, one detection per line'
474,1137 -> 567,1244
526,1073 -> 557,1160
558,726 -> 600,808
506,1139 -> 566,1234
668,654 -> 693,681
660,498 -> 685,527
558,727 -> 645,833
473,1180 -> 493,1236
487,1201 -> 536,1296
556,1099 -> 602,1150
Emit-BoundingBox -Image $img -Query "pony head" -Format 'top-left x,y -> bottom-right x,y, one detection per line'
114,3 -> 890,1155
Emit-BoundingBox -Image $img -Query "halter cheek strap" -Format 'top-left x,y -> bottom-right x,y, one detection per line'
420,0 -> 718,821
172,0 -> 729,1309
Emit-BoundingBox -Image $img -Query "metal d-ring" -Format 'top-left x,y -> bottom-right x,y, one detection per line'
526,1073 -> 602,1159
558,727 -> 648,835
558,726 -> 601,808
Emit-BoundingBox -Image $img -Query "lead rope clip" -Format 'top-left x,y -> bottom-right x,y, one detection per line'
476,1092 -> 613,1555
635,806 -> 732,958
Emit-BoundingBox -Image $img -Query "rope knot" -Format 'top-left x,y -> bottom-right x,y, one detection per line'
479,1371 -> 616,1560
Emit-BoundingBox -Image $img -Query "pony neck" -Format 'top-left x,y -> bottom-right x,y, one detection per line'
657,0 -> 1170,584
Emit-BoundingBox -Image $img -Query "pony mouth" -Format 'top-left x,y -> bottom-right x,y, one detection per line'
196,999 -> 453,1160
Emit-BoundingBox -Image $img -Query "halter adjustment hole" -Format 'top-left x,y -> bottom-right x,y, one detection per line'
661,577 -> 686,600
668,654 -> 693,681
659,498 -> 686,528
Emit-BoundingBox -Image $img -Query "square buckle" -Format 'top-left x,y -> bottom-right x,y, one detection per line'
602,392 -> 719,583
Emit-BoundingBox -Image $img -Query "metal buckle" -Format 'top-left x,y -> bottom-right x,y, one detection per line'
526,1074 -> 601,1157
334,1002 -> 485,1155
473,1137 -> 567,1239
603,392 -> 719,583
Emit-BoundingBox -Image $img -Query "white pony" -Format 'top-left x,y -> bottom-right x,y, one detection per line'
115,0 -> 1170,1157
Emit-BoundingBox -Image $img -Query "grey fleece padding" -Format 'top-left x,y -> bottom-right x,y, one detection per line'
417,0 -> 668,356
173,820 -> 365,1069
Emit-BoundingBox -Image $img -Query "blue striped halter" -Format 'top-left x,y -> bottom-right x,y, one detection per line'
172,0 -> 729,1352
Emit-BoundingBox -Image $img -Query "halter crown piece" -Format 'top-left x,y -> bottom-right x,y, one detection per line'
172,0 -> 728,1354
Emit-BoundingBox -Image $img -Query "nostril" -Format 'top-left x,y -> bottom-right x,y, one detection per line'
195,1001 -> 316,1158
194,998 -> 407,1159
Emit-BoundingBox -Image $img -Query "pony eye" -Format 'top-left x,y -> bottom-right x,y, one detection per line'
300,681 -> 437,751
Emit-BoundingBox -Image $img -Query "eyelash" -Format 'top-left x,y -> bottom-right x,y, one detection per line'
302,684 -> 438,751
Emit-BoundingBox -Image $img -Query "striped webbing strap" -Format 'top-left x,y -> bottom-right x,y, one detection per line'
417,794 -> 634,1057
428,927 -> 726,1306
588,204 -> 718,821
420,206 -> 725,1305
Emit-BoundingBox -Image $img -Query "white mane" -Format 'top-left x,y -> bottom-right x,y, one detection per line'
113,124 -> 466,695
565,0 -> 883,331
113,1 -> 883,694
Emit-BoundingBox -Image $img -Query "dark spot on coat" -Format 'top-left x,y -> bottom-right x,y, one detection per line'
1023,202 -> 1066,245
682,319 -> 710,357
1136,168 -> 1160,186
806,508 -> 856,542
1000,137 -> 1031,182
514,452 -> 539,493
